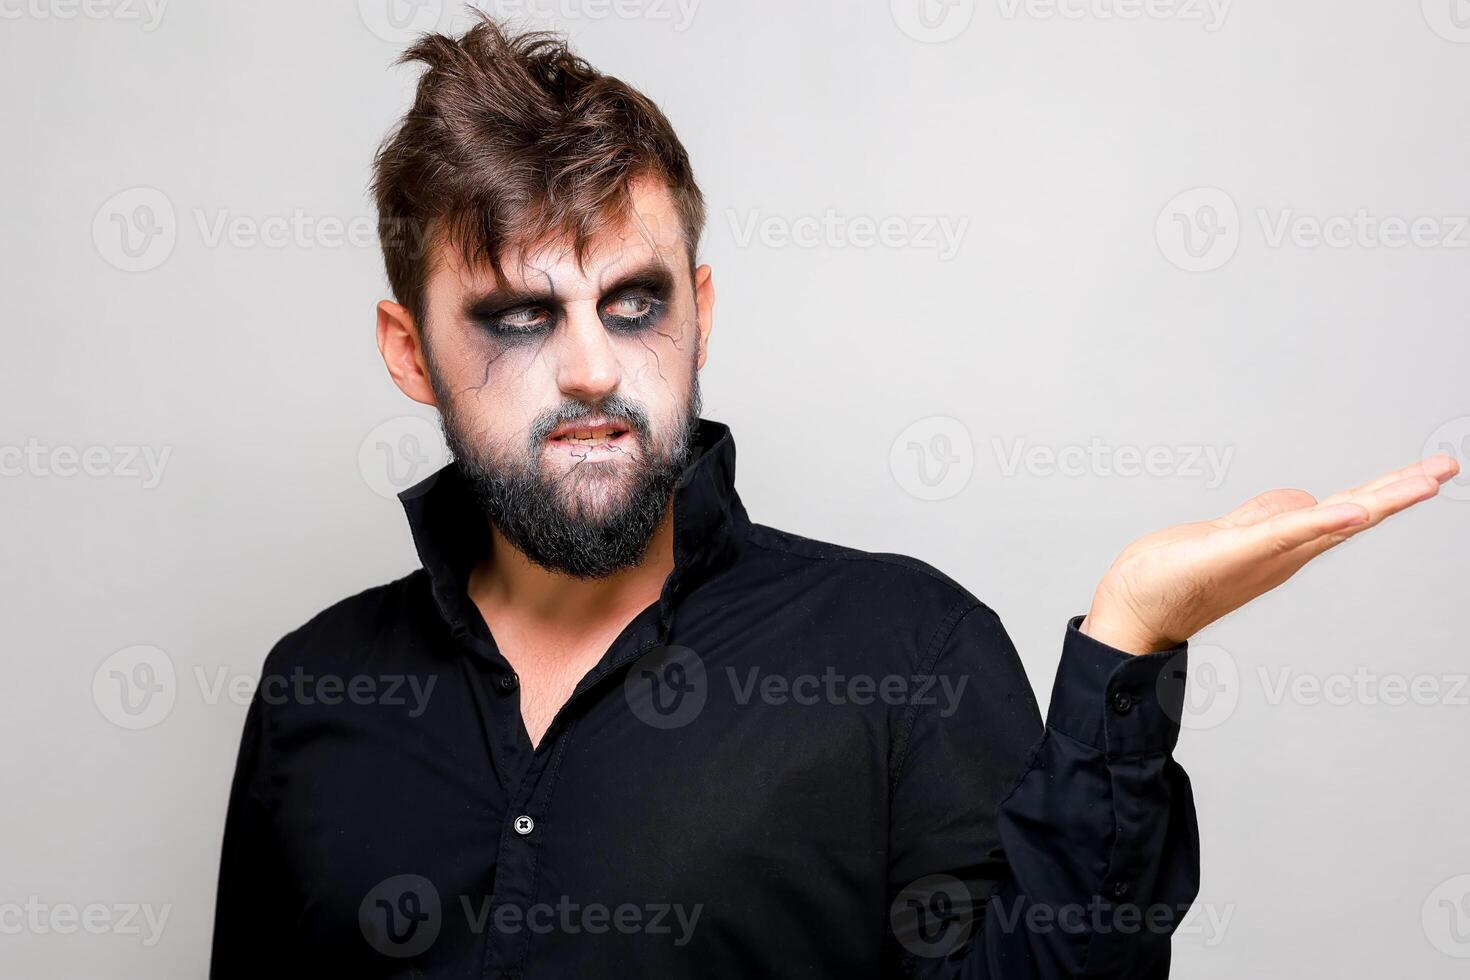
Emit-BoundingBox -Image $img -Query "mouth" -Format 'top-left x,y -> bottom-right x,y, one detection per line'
544,418 -> 637,459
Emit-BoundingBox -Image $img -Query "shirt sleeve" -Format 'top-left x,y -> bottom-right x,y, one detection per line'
209,691 -> 294,978
885,606 -> 1199,978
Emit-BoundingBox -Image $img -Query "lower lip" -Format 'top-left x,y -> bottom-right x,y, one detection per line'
543,430 -> 637,461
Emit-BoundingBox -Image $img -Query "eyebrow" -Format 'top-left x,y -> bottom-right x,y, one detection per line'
462,261 -> 676,320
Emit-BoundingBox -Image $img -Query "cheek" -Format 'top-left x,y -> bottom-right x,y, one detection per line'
436,331 -> 560,441
610,311 -> 699,401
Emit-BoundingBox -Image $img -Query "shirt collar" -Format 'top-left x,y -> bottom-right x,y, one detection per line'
398,418 -> 746,638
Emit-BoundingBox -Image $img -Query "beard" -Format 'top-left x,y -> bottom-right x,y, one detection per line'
436,378 -> 702,580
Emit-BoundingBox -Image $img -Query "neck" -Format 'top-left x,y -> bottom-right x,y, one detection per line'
468,507 -> 676,625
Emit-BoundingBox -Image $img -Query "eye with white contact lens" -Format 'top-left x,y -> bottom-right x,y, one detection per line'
601,292 -> 664,331
493,308 -> 552,335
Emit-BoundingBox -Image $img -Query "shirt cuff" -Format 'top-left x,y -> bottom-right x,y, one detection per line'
1044,614 -> 1189,757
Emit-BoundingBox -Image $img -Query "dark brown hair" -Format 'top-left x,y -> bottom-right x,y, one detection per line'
371,12 -> 706,323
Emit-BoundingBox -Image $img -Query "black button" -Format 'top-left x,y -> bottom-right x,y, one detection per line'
1112,880 -> 1131,899
1110,691 -> 1134,715
499,674 -> 519,693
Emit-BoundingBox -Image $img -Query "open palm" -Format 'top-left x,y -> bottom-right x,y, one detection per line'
1081,454 -> 1461,655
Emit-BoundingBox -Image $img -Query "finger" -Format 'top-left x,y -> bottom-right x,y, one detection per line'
1322,470 -> 1443,527
1217,488 -> 1317,528
1320,453 -> 1460,507
1245,473 -> 1442,560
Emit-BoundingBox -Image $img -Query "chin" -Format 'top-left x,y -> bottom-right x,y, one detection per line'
555,471 -> 639,518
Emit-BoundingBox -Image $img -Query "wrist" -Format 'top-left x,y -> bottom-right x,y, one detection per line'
1079,608 -> 1178,657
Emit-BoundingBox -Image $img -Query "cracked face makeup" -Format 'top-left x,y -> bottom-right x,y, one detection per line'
417,178 -> 708,577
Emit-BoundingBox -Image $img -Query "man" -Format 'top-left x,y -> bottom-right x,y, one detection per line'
209,15 -> 1458,979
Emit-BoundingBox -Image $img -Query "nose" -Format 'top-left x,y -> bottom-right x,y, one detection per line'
554,305 -> 621,403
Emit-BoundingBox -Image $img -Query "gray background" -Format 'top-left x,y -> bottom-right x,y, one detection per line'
3,0 -> 1469,976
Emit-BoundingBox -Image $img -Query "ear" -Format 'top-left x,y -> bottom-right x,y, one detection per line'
693,263 -> 715,370
376,300 -> 438,407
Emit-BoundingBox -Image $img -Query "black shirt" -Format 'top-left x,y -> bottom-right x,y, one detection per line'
210,419 -> 1199,978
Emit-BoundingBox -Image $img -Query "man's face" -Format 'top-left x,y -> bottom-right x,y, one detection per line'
383,177 -> 714,577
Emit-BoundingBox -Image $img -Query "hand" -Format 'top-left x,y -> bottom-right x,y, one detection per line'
1080,454 -> 1461,655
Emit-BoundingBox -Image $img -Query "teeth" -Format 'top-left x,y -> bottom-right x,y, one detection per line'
556,428 -> 621,446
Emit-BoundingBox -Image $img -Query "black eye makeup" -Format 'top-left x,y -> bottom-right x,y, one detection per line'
599,273 -> 672,333
463,265 -> 675,342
